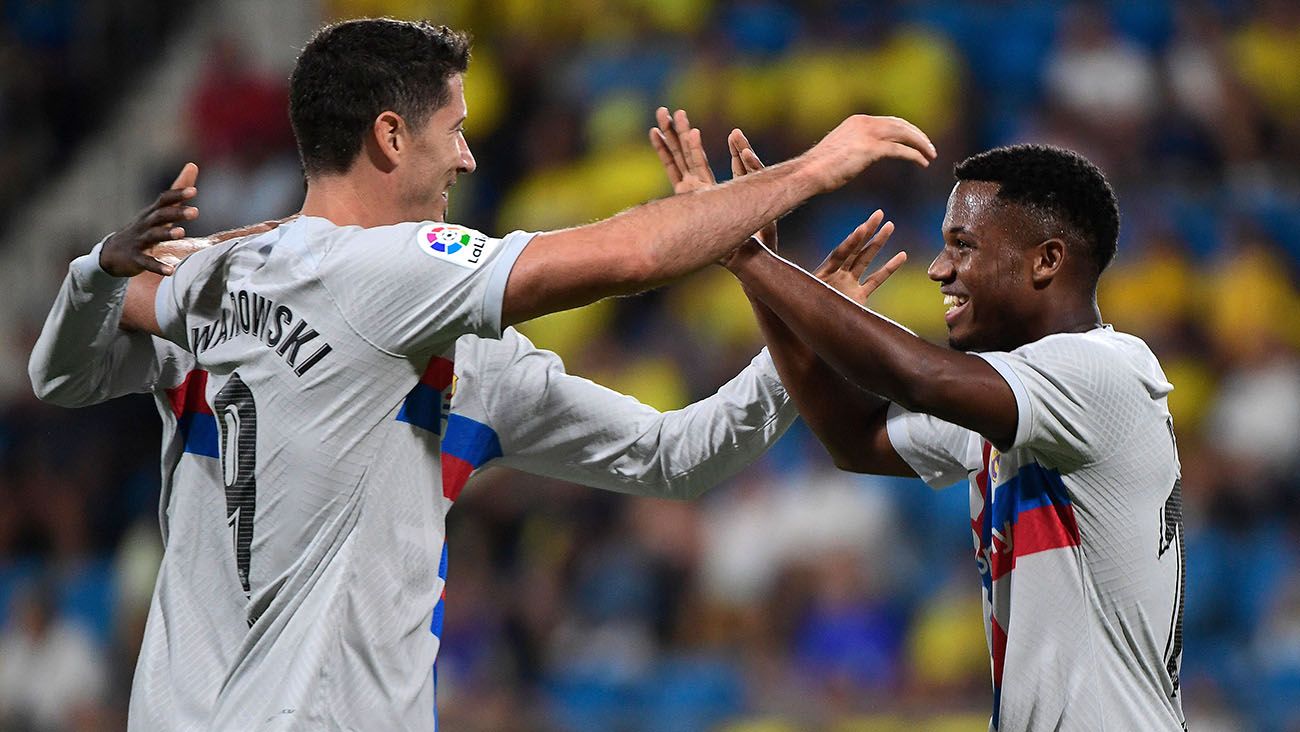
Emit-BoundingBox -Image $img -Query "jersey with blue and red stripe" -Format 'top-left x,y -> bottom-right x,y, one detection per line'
886,326 -> 1186,731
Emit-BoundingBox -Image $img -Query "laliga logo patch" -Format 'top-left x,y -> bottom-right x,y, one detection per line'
426,226 -> 468,254
416,224 -> 491,269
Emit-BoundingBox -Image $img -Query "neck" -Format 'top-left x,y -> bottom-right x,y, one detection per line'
299,171 -> 404,228
1027,294 -> 1102,344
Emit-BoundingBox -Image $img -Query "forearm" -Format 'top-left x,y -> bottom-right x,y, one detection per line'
729,241 -> 1015,443
744,289 -> 892,471
121,273 -> 162,334
29,244 -> 158,405
496,350 -> 796,500
503,157 -> 822,324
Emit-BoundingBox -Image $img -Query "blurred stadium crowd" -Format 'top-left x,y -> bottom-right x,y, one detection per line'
1,0 -> 1299,730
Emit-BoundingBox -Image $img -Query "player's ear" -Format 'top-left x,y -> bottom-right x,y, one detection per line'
364,111 -> 403,173
1029,237 -> 1065,287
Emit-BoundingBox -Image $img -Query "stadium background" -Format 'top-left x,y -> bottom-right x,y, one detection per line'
0,0 -> 1298,729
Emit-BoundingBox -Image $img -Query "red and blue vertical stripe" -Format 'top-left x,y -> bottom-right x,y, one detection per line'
397,356 -> 505,728
976,445 -> 1082,730
166,370 -> 219,458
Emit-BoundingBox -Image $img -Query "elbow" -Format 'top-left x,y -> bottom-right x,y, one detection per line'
829,448 -> 874,474
28,362 -> 88,408
30,374 -> 74,407
654,476 -> 711,502
28,360 -> 59,403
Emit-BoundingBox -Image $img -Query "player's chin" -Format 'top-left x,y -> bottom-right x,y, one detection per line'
429,199 -> 449,223
946,324 -> 980,353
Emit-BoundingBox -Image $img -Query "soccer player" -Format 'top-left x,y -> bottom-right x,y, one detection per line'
655,115 -> 1186,730
32,17 -> 935,730
30,167 -> 796,728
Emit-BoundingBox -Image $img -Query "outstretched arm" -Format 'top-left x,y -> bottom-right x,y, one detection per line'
652,114 -> 914,474
458,331 -> 794,500
726,239 -> 1017,448
499,110 -> 936,325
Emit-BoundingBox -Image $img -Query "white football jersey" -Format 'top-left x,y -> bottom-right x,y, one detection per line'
141,216 -> 532,729
887,327 -> 1186,731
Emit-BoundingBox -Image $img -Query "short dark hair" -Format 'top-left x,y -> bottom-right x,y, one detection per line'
954,144 -> 1119,274
289,18 -> 471,177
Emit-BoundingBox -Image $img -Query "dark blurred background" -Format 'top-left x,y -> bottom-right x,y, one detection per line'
1,0 -> 1298,730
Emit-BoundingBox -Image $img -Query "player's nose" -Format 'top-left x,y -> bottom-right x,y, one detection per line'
459,140 -> 476,174
927,250 -> 954,282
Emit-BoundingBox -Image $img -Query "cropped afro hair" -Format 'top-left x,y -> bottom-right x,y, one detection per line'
954,144 -> 1119,274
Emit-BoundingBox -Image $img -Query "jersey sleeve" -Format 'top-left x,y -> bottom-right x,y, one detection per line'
318,223 -> 534,357
975,332 -> 1153,469
153,237 -> 237,349
30,239 -> 187,406
885,402 -> 981,489
452,329 -> 796,499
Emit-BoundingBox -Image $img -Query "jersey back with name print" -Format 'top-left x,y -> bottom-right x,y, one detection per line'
886,326 -> 1186,732
135,215 -> 533,731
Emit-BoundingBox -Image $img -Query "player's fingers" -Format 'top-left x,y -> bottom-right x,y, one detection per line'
144,204 -> 198,228
657,108 -> 689,174
740,148 -> 765,174
684,128 -> 715,183
727,130 -> 746,179
848,220 -> 895,278
168,162 -> 199,191
860,251 -> 907,292
154,186 -> 197,209
843,211 -> 888,271
734,129 -> 764,168
649,128 -> 684,185
886,116 -> 936,158
883,141 -> 931,168
881,120 -> 936,161
135,252 -> 174,277
819,221 -> 871,273
672,108 -> 693,138
143,224 -> 185,243
655,106 -> 672,132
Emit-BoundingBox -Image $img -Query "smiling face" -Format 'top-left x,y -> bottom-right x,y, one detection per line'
929,181 -> 1045,353
398,74 -> 476,222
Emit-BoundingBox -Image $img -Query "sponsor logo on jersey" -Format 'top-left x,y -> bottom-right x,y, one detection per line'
417,224 -> 491,269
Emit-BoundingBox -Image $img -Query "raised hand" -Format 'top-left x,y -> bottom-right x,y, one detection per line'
812,209 -> 907,307
803,115 -> 936,193
99,163 -> 200,277
650,107 -> 714,195
650,108 -> 778,250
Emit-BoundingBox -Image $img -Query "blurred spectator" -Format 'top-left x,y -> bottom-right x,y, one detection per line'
0,582 -> 108,731
1230,0 -> 1300,166
1160,3 -> 1260,175
183,36 -> 299,235
1042,4 -> 1158,177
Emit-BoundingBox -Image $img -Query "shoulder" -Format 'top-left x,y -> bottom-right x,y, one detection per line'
1024,326 -> 1170,377
319,219 -> 533,276
1003,326 -> 1172,405
1012,326 -> 1156,372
